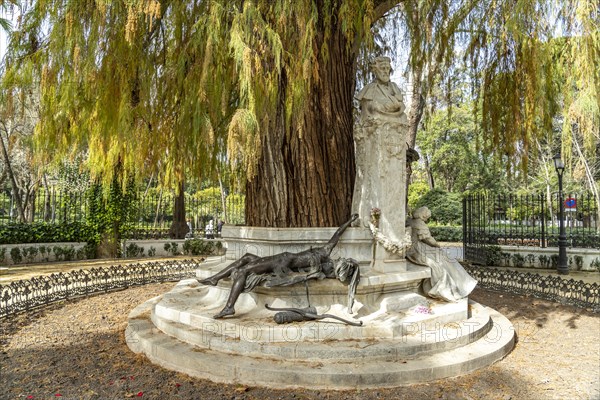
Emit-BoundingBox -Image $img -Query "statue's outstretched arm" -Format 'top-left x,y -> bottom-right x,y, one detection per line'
323,213 -> 359,255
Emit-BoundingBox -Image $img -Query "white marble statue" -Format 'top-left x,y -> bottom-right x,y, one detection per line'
352,56 -> 410,269
406,207 -> 477,301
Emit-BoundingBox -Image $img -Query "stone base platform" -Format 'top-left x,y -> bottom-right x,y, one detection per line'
126,273 -> 515,389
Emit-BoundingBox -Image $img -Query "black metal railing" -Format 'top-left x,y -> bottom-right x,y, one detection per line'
0,187 -> 88,225
0,187 -> 246,241
465,266 -> 599,312
463,192 -> 599,264
0,259 -> 201,318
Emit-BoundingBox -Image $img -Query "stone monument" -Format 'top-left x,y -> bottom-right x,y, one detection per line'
125,56 -> 515,390
353,56 -> 410,272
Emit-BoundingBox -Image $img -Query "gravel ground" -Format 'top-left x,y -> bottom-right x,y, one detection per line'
1,284 -> 598,400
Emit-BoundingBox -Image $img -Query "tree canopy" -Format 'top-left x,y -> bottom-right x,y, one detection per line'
1,0 -> 598,226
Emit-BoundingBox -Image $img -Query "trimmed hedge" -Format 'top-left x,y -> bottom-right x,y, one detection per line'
429,226 -> 463,242
0,222 -> 94,245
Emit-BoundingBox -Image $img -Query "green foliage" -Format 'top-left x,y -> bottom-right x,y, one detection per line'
416,103 -> 507,193
148,246 -> 156,257
182,239 -> 222,256
25,246 -> 39,263
193,187 -> 223,214
83,243 -> 97,260
575,255 -> 584,271
164,242 -> 180,256
86,177 -> 138,251
408,181 -> 430,212
63,246 -> 75,261
538,254 -> 551,269
225,193 -> 246,225
49,245 -> 76,262
10,247 -> 22,264
415,189 -> 463,225
428,226 -> 462,242
39,246 -> 49,261
0,247 -> 6,263
52,246 -> 63,261
483,245 -> 502,266
591,258 -> 600,272
501,252 -> 511,266
0,222 -> 93,245
525,254 -> 536,267
511,253 -> 525,268
125,243 -> 145,258
75,247 -> 86,260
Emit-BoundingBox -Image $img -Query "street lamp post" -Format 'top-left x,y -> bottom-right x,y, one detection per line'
553,153 -> 569,275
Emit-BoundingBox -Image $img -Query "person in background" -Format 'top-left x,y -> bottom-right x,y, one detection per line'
205,219 -> 214,239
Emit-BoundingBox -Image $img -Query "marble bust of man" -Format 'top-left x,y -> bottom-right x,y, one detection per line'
356,56 -> 407,124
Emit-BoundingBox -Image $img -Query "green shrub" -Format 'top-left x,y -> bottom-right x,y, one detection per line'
63,246 -> 75,261
511,253 -> 525,268
0,248 -> 6,263
429,226 -> 462,242
25,246 -> 39,263
483,245 -> 502,266
574,255 -> 584,271
125,243 -> 145,258
76,247 -> 86,260
0,222 -> 94,245
183,239 -> 219,256
164,242 -> 179,256
10,247 -> 22,264
53,246 -> 63,261
525,254 -> 536,267
591,258 -> 600,272
148,246 -> 156,257
39,246 -> 49,261
538,254 -> 550,268
83,243 -> 97,259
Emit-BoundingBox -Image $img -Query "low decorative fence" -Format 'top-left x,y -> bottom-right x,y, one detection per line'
0,259 -> 201,319
465,266 -> 599,312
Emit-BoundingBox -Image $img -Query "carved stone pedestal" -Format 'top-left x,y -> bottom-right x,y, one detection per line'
126,228 -> 515,389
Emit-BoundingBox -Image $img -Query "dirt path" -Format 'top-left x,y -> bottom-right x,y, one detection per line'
1,284 -> 598,400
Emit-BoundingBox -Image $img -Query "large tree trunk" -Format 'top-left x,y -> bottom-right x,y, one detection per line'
169,181 -> 189,239
246,20 -> 356,227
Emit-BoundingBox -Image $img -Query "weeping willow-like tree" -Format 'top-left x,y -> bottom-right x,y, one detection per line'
2,0 -> 598,227
398,0 -> 598,216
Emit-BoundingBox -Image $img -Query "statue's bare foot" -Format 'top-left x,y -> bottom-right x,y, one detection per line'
198,277 -> 218,286
213,307 -> 235,319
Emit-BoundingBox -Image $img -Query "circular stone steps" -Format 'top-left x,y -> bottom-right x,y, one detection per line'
126,279 -> 515,389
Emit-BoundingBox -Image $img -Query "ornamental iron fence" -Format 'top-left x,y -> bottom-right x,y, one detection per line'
1,260 -> 596,319
463,192 -> 599,265
0,259 -> 201,319
465,265 -> 599,312
0,186 -> 246,241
